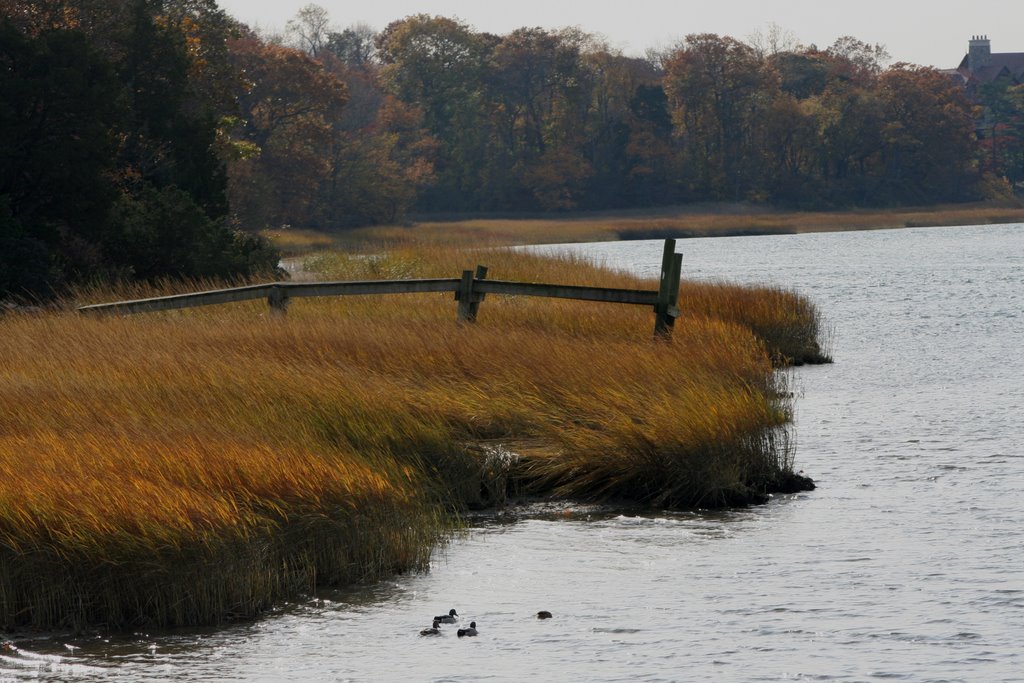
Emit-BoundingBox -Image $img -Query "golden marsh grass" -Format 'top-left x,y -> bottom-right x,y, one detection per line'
0,245 -> 827,629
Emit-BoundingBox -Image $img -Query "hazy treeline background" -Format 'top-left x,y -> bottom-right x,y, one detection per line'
2,1 -> 1022,298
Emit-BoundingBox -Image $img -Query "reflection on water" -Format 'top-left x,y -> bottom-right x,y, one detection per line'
4,224 -> 1023,682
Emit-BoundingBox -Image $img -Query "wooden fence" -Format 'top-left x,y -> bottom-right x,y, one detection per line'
79,239 -> 683,337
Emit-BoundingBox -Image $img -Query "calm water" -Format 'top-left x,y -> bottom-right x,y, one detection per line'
3,224 -> 1022,682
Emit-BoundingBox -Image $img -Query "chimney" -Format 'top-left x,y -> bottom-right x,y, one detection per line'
968,35 -> 991,72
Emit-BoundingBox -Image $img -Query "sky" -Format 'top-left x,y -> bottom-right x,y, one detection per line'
214,0 -> 1022,69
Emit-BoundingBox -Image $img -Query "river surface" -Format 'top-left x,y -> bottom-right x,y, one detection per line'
3,223 -> 1022,682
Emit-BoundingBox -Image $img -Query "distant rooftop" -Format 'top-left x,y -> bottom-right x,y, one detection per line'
950,36 -> 1024,87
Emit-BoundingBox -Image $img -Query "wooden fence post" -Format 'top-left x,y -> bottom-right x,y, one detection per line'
665,252 -> 682,332
468,265 -> 488,320
654,239 -> 681,338
268,285 -> 289,317
457,265 -> 488,322
456,270 -> 474,322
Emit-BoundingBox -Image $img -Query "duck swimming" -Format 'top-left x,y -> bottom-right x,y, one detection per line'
433,608 -> 458,623
536,611 -> 552,619
457,621 -> 478,637
419,619 -> 442,636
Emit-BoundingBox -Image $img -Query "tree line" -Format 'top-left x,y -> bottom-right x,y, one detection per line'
2,1 -> 1022,299
364,16 -> 1015,212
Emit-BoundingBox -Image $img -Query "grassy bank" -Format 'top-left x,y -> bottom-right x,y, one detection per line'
265,200 -> 1024,253
0,245 -> 826,631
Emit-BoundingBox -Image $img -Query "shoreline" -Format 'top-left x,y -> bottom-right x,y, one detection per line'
263,200 -> 1024,254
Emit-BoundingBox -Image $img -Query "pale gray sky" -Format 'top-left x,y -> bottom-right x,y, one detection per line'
215,0 -> 1022,68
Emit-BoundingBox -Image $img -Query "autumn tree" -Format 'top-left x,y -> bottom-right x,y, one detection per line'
481,27 -> 597,209
624,83 -> 679,205
807,77 -> 885,204
376,15 -> 493,210
582,51 -> 663,208
321,96 -> 437,225
876,64 -> 980,202
757,93 -> 821,204
226,32 -> 348,227
663,34 -> 778,200
318,27 -> 437,225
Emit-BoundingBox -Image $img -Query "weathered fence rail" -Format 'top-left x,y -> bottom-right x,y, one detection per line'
78,239 -> 683,337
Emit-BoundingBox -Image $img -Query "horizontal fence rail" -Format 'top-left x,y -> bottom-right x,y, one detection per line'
78,239 -> 683,337
77,282 -> 277,315
75,279 -> 462,315
474,280 -> 658,305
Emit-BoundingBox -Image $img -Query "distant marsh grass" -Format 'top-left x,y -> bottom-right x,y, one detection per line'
321,201 -> 1024,248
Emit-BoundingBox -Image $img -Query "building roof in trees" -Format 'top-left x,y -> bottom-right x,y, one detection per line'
959,58 -> 1024,82
953,40 -> 1024,85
